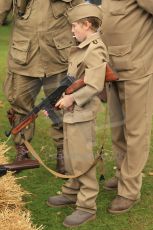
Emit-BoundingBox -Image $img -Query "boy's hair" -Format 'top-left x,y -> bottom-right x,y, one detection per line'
78,17 -> 102,32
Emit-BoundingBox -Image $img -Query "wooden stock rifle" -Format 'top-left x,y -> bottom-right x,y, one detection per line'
5,76 -> 84,137
5,64 -> 118,138
0,159 -> 40,177
1,65 -> 117,177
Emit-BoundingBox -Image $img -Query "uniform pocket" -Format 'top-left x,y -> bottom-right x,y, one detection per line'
110,0 -> 127,15
3,72 -> 15,103
10,39 -> 31,65
108,44 -> 134,71
63,107 -> 94,124
63,99 -> 100,124
51,0 -> 71,18
53,30 -> 75,63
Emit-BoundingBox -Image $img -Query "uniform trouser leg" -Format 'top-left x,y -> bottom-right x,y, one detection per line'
62,121 -> 99,214
106,82 -> 126,178
107,75 -> 153,200
3,72 -> 42,144
3,72 -> 66,145
42,72 -> 67,148
42,72 -> 67,172
3,72 -> 66,169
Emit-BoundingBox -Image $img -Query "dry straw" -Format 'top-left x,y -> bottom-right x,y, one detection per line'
0,172 -> 30,211
0,142 -> 43,229
0,141 -> 11,164
0,209 -> 44,230
0,142 -> 30,211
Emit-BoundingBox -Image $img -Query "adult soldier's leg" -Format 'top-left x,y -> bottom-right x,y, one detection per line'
43,72 -> 66,174
104,82 -> 126,190
3,72 -> 42,162
108,75 -> 153,213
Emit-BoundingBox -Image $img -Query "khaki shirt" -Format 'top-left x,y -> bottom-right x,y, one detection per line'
101,0 -> 153,80
64,32 -> 108,123
0,0 -> 83,77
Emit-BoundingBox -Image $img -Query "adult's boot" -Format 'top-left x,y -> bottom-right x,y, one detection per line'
7,108 -> 30,163
14,143 -> 30,163
56,146 -> 65,174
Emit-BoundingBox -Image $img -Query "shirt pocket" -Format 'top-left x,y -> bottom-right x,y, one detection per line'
108,44 -> 134,71
110,0 -> 127,16
51,0 -> 72,18
63,106 -> 94,124
52,30 -> 75,63
10,39 -> 31,65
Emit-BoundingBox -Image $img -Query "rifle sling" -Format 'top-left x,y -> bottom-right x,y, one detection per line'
23,139 -> 103,179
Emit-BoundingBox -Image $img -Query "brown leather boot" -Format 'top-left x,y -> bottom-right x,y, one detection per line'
108,195 -> 140,214
63,210 -> 96,227
56,146 -> 65,174
14,143 -> 30,163
103,177 -> 118,191
47,195 -> 76,207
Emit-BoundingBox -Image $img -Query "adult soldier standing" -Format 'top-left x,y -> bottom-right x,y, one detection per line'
101,0 -> 153,213
0,0 -> 83,173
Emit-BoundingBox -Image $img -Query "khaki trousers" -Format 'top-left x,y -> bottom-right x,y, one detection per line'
107,74 -> 153,200
3,72 -> 66,146
62,120 -> 99,214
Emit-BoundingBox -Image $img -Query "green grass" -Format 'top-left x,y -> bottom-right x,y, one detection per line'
1,24 -> 153,230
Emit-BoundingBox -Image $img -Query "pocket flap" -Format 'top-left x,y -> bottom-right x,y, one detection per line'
63,109 -> 94,123
12,40 -> 30,52
53,33 -> 74,49
108,44 -> 132,56
11,39 -> 31,65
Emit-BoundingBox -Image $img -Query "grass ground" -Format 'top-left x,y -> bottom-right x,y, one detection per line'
0,23 -> 153,230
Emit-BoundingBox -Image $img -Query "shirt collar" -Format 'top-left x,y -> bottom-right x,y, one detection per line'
78,32 -> 101,49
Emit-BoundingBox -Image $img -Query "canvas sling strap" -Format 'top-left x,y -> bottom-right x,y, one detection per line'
23,103 -> 108,179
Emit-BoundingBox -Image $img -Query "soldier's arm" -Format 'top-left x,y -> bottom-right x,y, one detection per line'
137,0 -> 153,15
0,0 -> 13,25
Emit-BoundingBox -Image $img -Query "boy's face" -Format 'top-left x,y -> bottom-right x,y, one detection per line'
72,21 -> 88,43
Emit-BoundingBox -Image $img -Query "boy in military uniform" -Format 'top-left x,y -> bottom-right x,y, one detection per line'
47,3 -> 108,227
0,0 -> 83,173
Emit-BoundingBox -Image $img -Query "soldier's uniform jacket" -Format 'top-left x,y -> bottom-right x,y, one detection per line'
63,32 -> 108,124
0,0 -> 83,77
101,0 -> 153,80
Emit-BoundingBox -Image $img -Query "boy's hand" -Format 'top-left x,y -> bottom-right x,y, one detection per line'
55,95 -> 75,110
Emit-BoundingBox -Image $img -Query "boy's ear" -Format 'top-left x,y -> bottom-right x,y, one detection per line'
84,20 -> 92,30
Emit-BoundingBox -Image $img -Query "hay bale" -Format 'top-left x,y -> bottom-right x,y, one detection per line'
0,142 -> 44,230
0,172 -> 30,211
0,143 -> 30,211
0,209 -> 44,230
0,142 -> 10,164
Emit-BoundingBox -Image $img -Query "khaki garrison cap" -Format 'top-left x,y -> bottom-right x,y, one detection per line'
67,3 -> 102,23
